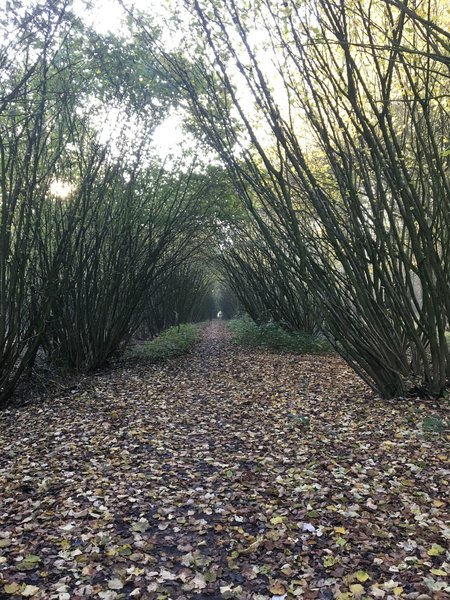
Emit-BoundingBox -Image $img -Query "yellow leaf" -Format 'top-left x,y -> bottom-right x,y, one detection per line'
355,570 -> 370,582
335,526 -> 347,534
432,500 -> 445,508
4,583 -> 20,594
349,583 -> 364,594
428,544 -> 445,556
270,515 -> 285,525
430,568 -> 448,576
324,555 -> 338,568
393,587 -> 403,596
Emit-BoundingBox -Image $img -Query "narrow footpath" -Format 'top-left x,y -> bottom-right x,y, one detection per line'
0,322 -> 448,599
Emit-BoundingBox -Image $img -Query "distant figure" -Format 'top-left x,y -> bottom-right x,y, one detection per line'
217,311 -> 223,319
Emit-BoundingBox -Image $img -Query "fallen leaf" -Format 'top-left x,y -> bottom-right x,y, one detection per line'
240,536 -> 263,554
160,569 -> 177,581
22,585 -> 40,597
191,573 -> 207,590
269,580 -> 286,594
204,570 -> 217,582
132,518 -> 150,533
428,544 -> 446,556
349,583 -> 365,594
432,500 -> 445,508
335,526 -> 347,534
324,555 -> 339,568
3,583 -> 20,594
0,322 -> 448,598
430,568 -> 448,576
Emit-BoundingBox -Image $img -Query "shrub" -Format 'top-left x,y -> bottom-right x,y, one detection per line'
124,323 -> 202,361
422,415 -> 449,435
228,317 -> 332,354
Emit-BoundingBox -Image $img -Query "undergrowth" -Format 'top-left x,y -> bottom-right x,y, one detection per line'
125,323 -> 203,361
228,317 -> 332,354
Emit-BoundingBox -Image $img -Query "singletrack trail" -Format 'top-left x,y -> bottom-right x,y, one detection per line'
0,321 -> 448,599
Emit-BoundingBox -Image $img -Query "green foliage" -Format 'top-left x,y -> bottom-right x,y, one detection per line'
228,317 -> 332,355
288,413 -> 310,429
422,415 -> 449,435
125,323 -> 203,362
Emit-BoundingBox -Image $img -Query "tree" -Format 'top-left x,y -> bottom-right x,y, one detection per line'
0,1 -> 83,405
43,148 -> 216,370
154,0 -> 450,397
140,259 -> 216,336
0,1 -> 215,402
219,224 -> 319,332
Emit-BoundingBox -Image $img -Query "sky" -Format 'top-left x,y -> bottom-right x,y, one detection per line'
73,0 -> 172,36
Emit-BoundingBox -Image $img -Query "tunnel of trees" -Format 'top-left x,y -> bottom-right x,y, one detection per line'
0,0 -> 449,405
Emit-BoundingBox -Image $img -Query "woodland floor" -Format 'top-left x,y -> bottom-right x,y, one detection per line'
0,321 -> 449,600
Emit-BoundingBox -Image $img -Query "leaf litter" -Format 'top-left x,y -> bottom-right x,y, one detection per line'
0,322 -> 448,599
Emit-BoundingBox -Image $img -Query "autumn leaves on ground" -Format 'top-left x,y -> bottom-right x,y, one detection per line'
0,322 -> 448,600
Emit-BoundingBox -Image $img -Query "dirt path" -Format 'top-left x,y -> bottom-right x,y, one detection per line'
0,322 -> 448,599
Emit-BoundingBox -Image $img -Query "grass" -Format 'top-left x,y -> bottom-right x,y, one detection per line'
125,323 -> 203,361
228,317 -> 332,354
